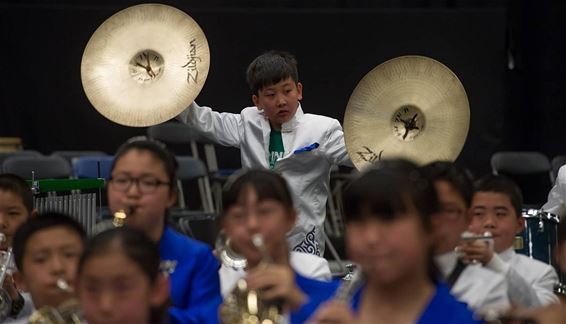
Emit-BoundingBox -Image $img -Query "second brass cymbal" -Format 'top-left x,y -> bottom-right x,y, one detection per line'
344,55 -> 470,170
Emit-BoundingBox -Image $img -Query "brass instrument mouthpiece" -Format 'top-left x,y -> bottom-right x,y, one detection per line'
112,208 -> 129,227
56,278 -> 73,293
251,234 -> 264,248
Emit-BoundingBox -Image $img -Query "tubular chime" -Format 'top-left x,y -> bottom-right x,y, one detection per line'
29,179 -> 105,236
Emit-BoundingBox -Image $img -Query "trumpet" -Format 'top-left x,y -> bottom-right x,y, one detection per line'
219,233 -> 282,324
28,278 -> 84,324
0,233 -> 13,321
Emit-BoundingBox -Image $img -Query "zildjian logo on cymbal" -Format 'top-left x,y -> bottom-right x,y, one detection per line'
182,39 -> 201,83
357,146 -> 383,163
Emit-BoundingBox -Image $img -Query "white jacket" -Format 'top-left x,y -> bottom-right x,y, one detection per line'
219,251 -> 331,298
486,247 -> 559,307
178,102 -> 351,255
543,164 -> 566,217
435,251 -> 510,316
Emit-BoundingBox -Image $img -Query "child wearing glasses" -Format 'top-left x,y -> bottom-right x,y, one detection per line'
106,137 -> 222,324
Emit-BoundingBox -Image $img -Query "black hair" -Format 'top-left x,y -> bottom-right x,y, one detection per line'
13,211 -> 87,273
343,159 -> 440,281
421,161 -> 474,207
222,169 -> 294,215
111,136 -> 178,191
343,159 -> 439,228
246,50 -> 299,95
78,227 -> 168,323
474,174 -> 523,218
0,173 -> 34,213
78,226 -> 160,282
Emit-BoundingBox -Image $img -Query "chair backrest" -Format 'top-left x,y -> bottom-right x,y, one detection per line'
175,155 -> 214,212
73,155 -> 114,179
170,211 -> 218,248
51,150 -> 108,169
551,155 -> 566,184
2,155 -> 71,179
490,151 -> 552,208
491,151 -> 551,175
0,150 -> 42,171
176,156 -> 208,180
147,122 -> 211,144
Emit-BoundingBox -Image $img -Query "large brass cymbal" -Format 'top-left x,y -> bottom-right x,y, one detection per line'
81,3 -> 209,127
344,55 -> 470,170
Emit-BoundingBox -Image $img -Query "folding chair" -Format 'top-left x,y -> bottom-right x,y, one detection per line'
51,150 -> 108,171
490,151 -> 552,208
0,150 -> 42,172
148,121 -> 226,211
2,155 -> 71,179
170,156 -> 218,247
72,155 -> 114,179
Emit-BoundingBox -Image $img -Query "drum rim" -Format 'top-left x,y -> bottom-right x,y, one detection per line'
521,208 -> 560,222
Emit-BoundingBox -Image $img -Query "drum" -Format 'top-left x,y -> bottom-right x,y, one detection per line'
515,208 -> 559,266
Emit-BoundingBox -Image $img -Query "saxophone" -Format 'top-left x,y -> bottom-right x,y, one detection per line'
112,208 -> 128,227
218,234 -> 283,324
214,230 -> 247,270
28,279 -> 84,324
332,266 -> 364,303
94,207 -> 132,234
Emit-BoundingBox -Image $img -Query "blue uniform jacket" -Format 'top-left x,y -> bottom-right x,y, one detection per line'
291,276 -> 481,324
159,226 -> 222,324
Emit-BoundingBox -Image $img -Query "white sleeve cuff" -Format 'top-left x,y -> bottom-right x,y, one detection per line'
485,253 -> 511,275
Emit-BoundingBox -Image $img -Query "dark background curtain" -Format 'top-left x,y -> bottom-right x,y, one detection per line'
0,0 -> 564,179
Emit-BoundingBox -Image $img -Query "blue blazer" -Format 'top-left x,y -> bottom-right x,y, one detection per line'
291,276 -> 481,324
159,226 -> 222,324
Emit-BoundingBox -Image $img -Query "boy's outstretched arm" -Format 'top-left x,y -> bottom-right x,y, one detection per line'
177,101 -> 244,148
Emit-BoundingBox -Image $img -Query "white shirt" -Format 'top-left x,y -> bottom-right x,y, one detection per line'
435,251 -> 510,316
219,251 -> 331,298
178,102 -> 351,256
486,247 -> 559,307
543,164 -> 566,217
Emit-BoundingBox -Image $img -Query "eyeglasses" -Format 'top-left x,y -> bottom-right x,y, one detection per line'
109,175 -> 171,194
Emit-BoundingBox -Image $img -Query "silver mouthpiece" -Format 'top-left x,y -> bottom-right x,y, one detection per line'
251,234 -> 264,248
56,278 -> 73,293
